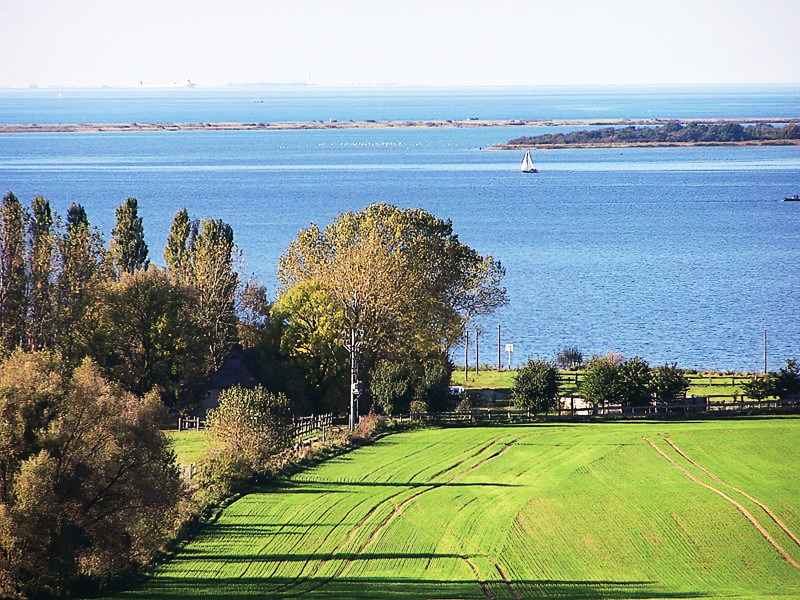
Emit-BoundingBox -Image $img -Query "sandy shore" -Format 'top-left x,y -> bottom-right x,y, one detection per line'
0,116 -> 797,135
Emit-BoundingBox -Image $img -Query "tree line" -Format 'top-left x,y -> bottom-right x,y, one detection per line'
506,121 -> 800,146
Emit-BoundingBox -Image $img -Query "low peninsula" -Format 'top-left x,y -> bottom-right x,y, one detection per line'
492,120 -> 800,149
0,116 -> 797,135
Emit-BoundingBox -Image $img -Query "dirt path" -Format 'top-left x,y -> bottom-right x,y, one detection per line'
644,437 -> 800,571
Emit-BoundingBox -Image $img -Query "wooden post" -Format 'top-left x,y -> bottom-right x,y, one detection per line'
475,326 -> 480,375
764,329 -> 768,374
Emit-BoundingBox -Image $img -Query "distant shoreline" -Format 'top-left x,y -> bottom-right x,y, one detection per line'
491,139 -> 800,150
0,116 -> 798,135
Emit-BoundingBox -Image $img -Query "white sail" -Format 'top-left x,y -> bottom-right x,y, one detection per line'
520,150 -> 536,172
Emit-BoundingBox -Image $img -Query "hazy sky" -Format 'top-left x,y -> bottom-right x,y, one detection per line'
3,0 -> 799,87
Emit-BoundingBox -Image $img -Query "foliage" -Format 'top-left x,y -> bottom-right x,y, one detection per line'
352,411 -> 385,442
0,351 -> 181,599
579,354 -> 624,412
0,192 -> 27,355
650,363 -> 690,403
369,360 -> 414,415
277,203 -> 507,373
110,197 -> 149,275
95,266 -> 204,404
203,385 -> 292,485
409,399 -> 428,414
507,121 -> 800,146
512,359 -> 559,413
742,374 -> 774,401
455,393 -> 472,413
163,208 -> 193,278
26,196 -> 56,351
773,358 -> 800,400
618,356 -> 651,407
555,346 -> 583,370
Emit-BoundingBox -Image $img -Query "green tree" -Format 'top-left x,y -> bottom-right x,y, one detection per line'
56,203 -> 106,366
26,196 -> 56,350
513,358 -> 559,413
0,351 -> 180,599
618,356 -> 651,407
414,354 -> 454,412
163,208 -> 193,277
370,359 -> 414,415
773,358 -> 800,400
650,363 -> 690,403
743,374 -> 773,401
556,346 -> 583,370
96,266 -> 203,403
580,354 -> 623,414
189,218 -> 239,373
0,192 -> 28,355
110,197 -> 149,275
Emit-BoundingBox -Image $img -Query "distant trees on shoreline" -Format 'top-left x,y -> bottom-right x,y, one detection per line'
506,121 -> 800,146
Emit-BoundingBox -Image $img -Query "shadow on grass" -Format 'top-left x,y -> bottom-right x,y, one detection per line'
111,575 -> 710,599
278,480 -> 519,489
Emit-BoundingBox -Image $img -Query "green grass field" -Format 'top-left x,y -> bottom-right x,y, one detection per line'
166,430 -> 208,464
114,417 -> 800,599
453,369 -> 749,397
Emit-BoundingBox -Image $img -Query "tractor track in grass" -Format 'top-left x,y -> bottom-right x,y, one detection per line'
662,436 -> 800,550
644,437 -> 800,571
494,562 -> 522,600
275,435 -> 512,597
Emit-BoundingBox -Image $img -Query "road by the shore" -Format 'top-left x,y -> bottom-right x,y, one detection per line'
0,116 -> 797,135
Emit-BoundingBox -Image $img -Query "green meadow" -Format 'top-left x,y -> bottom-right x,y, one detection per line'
116,417 -> 800,599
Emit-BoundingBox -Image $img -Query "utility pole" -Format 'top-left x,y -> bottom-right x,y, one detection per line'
475,325 -> 481,375
764,329 -> 768,374
497,324 -> 501,371
348,328 -> 359,430
464,329 -> 469,384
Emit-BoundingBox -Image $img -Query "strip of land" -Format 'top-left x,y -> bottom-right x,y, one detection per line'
1,116 -> 798,134
492,119 -> 800,149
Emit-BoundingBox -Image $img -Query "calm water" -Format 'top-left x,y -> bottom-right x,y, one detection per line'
1,88 -> 799,370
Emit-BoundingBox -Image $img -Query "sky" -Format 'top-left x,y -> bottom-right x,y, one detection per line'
2,0 -> 799,88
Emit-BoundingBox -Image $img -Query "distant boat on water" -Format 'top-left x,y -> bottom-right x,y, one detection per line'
785,194 -> 800,201
520,150 -> 538,173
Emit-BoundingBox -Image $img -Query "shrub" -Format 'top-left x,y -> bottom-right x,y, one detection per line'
455,393 -> 472,413
556,347 -> 583,370
650,363 -> 690,403
0,351 -> 181,599
352,411 -> 385,441
410,399 -> 428,414
512,359 -> 559,413
368,354 -> 453,414
415,355 -> 454,412
203,385 -> 292,482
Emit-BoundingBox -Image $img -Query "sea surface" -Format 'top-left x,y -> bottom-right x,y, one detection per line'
1,86 -> 798,370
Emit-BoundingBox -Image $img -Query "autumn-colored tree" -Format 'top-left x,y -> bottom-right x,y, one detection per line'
110,197 -> 149,275
0,351 -> 181,599
0,192 -> 28,355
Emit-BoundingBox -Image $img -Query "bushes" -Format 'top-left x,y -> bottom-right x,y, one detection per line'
201,386 -> 292,496
651,363 -> 690,403
368,354 -> 453,414
580,354 -> 654,411
512,359 -> 559,413
370,360 -> 413,415
0,351 -> 181,599
555,347 -> 583,370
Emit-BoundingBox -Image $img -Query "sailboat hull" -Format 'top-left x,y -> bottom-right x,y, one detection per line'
521,168 -> 538,173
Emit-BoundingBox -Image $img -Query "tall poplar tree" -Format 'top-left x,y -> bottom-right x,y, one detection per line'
110,197 -> 149,275
190,218 -> 239,372
27,196 -> 56,350
0,192 -> 28,354
163,208 -> 192,277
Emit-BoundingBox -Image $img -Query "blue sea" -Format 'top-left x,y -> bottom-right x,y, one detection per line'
1,86 -> 798,370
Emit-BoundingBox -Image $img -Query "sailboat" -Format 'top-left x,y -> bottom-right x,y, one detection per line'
520,150 -> 537,173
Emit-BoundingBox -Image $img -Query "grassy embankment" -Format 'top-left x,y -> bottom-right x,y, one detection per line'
116,417 -> 800,599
